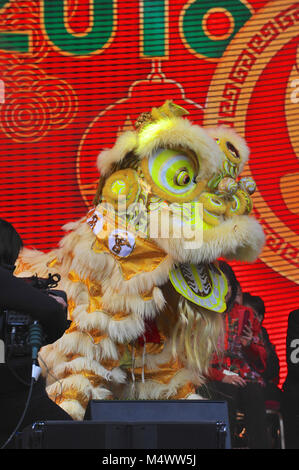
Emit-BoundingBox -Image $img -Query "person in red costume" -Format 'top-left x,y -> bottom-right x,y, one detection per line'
209,302 -> 267,387
199,261 -> 269,449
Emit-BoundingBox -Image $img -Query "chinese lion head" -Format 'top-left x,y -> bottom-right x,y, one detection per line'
16,101 -> 264,420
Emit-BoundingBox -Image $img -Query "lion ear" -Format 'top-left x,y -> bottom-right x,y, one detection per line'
206,126 -> 250,174
97,131 -> 138,176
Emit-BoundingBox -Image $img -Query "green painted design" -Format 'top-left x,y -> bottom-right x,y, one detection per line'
0,33 -> 29,53
42,0 -> 114,55
207,173 -> 222,190
142,0 -> 167,57
231,194 -> 241,212
182,0 -> 251,59
0,0 -> 29,53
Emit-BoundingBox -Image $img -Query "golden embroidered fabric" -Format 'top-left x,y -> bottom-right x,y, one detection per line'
171,382 -> 196,399
52,389 -> 90,409
92,233 -> 168,281
68,270 -> 104,314
14,258 -> 34,275
110,311 -> 131,321
67,298 -> 75,320
65,321 -> 78,335
87,329 -> 108,344
46,257 -> 60,268
62,369 -> 105,388
140,287 -> 154,301
128,357 -> 184,385
127,339 -> 165,358
65,353 -> 82,362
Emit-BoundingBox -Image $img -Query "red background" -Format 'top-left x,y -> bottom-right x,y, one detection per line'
0,0 -> 298,387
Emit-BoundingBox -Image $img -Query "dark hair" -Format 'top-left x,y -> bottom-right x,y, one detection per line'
0,219 -> 23,267
243,292 -> 265,321
218,260 -> 240,312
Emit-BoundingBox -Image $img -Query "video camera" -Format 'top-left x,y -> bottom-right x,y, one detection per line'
0,273 -> 67,360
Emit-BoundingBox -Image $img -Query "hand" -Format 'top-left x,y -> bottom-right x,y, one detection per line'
222,374 -> 247,387
240,321 -> 253,347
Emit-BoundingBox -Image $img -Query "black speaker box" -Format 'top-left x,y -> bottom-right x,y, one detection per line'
21,420 -> 226,449
21,400 -> 230,449
85,399 -> 230,448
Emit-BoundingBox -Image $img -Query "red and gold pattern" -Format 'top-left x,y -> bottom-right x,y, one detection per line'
0,64 -> 78,142
1,0 -> 297,391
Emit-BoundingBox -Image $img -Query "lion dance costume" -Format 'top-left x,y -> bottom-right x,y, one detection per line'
16,101 -> 264,420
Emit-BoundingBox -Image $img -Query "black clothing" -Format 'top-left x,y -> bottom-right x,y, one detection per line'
0,266 -> 72,448
261,326 -> 280,383
0,265 -> 68,343
282,386 -> 299,449
199,381 -> 269,449
282,309 -> 299,449
261,326 -> 282,404
283,309 -> 299,391
0,368 -> 72,448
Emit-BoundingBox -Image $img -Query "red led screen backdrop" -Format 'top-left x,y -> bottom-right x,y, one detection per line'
0,0 -> 298,386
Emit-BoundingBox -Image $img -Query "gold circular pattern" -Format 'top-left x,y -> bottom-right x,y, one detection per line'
102,169 -> 140,209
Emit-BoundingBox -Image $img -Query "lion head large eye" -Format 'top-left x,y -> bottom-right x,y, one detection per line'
226,141 -> 240,162
141,147 -> 203,202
